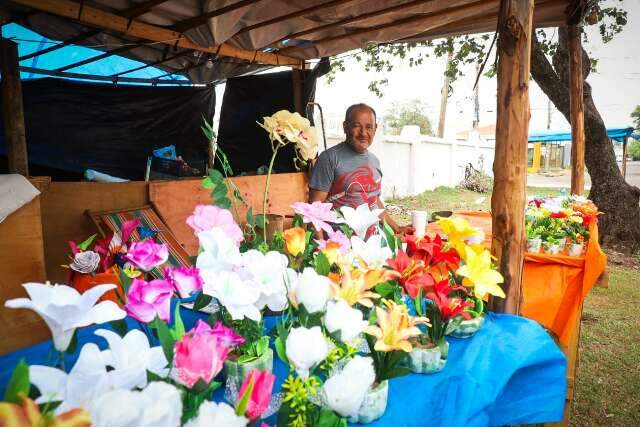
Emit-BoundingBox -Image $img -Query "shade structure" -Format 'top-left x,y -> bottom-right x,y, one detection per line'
528,127 -> 635,143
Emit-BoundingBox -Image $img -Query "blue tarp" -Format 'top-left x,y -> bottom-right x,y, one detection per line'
529,127 -> 635,143
0,305 -> 566,426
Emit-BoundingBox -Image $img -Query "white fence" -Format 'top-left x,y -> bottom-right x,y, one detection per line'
322,125 -> 496,199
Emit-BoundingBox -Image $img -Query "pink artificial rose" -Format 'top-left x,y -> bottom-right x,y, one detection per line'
125,240 -> 169,271
174,332 -> 230,389
124,278 -> 173,323
186,205 -> 243,245
164,266 -> 203,298
191,320 -> 245,348
239,369 -> 276,420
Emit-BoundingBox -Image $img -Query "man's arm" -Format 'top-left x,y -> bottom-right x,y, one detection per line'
377,198 -> 412,235
309,189 -> 329,203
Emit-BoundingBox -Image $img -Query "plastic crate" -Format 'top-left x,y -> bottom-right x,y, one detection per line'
151,157 -> 207,177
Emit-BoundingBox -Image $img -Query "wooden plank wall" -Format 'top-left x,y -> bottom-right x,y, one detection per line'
150,173 -> 309,256
0,178 -> 50,354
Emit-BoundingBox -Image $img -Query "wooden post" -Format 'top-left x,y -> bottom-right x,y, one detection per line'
568,24 -> 585,195
292,69 -> 303,115
1,38 -> 29,176
490,0 -> 534,314
622,136 -> 628,179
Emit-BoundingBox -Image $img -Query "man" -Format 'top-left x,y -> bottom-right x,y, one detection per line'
308,103 -> 409,234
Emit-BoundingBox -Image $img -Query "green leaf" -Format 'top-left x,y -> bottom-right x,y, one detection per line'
246,208 -> 255,227
110,318 -> 129,337
235,375 -> 254,416
315,251 -> 331,276
374,282 -> 393,298
66,329 -> 79,354
256,335 -> 269,356
154,317 -> 176,364
119,268 -> 132,296
173,304 -> 185,340
193,293 -> 212,311
383,220 -> 397,253
3,359 -> 30,404
255,214 -> 267,229
147,369 -> 165,383
316,408 -> 348,427
237,354 -> 259,364
77,233 -> 97,251
202,177 -> 215,190
208,168 -> 224,182
214,197 -> 232,209
211,182 -> 228,199
274,336 -> 288,364
380,366 -> 411,381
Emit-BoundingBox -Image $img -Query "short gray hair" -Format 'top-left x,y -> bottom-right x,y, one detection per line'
344,103 -> 377,124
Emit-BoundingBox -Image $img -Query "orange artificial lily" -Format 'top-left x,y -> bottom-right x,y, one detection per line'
321,241 -> 342,265
364,299 -> 429,352
283,227 -> 306,257
330,266 -> 380,307
0,395 -> 91,427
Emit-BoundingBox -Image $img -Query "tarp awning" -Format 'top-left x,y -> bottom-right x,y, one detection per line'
528,127 -> 635,143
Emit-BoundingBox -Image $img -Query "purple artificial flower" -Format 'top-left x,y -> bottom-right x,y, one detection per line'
125,278 -> 173,323
292,201 -> 342,234
164,266 -> 204,298
191,319 -> 245,348
125,240 -> 169,271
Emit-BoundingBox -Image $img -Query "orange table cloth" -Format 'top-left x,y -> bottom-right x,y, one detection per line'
427,211 -> 607,347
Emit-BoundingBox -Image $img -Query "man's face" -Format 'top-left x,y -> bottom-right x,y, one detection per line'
343,108 -> 377,154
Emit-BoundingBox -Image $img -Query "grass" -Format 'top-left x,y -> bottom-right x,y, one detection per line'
386,186 -> 640,427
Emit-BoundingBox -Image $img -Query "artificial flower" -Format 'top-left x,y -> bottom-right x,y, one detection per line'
426,280 -> 473,321
5,282 -> 126,351
258,110 -> 318,158
184,401 -> 247,427
196,227 -> 242,274
386,249 -> 434,298
285,326 -> 329,379
292,201 -> 342,234
456,247 -> 506,299
186,205 -> 243,245
164,266 -> 203,298
288,267 -> 331,313
89,381 -> 182,427
173,330 -> 230,389
69,250 -> 100,274
95,329 -> 168,390
350,234 -> 392,268
322,356 -> 375,417
124,278 -> 173,323
240,250 -> 289,312
364,299 -> 428,352
295,124 -> 319,161
320,241 -> 343,265
324,299 -> 368,343
283,227 -> 306,256
202,270 -> 261,321
238,369 -> 276,420
329,267 -> 380,307
191,319 -> 245,348
437,217 -> 480,253
0,394 -> 91,427
316,229 -> 351,255
125,240 -> 168,272
339,204 -> 383,239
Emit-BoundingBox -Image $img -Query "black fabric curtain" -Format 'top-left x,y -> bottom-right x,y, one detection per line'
216,64 -> 326,176
0,78 -> 215,180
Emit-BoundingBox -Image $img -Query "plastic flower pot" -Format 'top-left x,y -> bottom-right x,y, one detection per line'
557,237 -> 567,250
526,237 -> 542,253
407,340 -> 448,374
347,380 -> 389,424
223,347 -> 273,389
72,266 -> 124,306
542,242 -> 561,255
448,314 -> 485,339
567,242 -> 584,257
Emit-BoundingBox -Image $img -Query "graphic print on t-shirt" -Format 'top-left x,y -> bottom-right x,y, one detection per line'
328,165 -> 381,209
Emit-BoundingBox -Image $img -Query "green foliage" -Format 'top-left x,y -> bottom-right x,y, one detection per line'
365,334 -> 410,383
628,138 -> 640,161
237,336 -> 270,364
314,251 -> 331,276
383,99 -> 433,135
4,359 -> 30,404
152,316 -> 176,364
631,105 -> 640,130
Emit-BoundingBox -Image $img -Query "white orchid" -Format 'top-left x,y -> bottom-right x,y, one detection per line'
30,343 -> 111,414
240,249 -> 289,312
5,282 -> 126,351
286,326 -> 329,379
340,204 -> 384,239
184,401 -> 247,427
323,356 -> 375,417
95,329 -> 168,390
350,235 -> 392,268
324,299 -> 368,343
90,381 -> 183,427
196,228 -> 241,273
202,270 -> 261,321
290,267 -> 331,313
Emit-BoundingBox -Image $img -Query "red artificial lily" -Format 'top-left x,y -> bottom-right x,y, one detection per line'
427,280 -> 473,321
386,249 -> 435,298
550,211 -> 567,219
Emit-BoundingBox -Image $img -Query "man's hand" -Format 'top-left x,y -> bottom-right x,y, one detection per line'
309,189 -> 329,203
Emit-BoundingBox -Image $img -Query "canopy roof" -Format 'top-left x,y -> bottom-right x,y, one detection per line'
1,0 -> 575,84
528,127 -> 635,143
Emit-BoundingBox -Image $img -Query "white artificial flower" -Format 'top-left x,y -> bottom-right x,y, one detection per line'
69,250 -> 100,274
196,228 -> 242,273
340,204 -> 384,239
350,235 -> 392,268
90,382 -> 182,427
5,282 -> 126,351
324,299 -> 368,343
323,356 -> 375,417
294,267 -> 331,313
465,227 -> 485,245
202,270 -> 261,321
184,401 -> 248,427
30,343 -> 111,414
95,329 -> 168,390
240,250 -> 289,312
286,326 -> 329,379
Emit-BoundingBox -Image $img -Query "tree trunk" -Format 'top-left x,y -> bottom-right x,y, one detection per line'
530,28 -> 640,251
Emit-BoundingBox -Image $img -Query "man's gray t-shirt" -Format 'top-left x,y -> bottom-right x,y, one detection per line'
309,142 -> 382,209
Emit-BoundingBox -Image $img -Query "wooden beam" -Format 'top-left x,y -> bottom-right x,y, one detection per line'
172,0 -> 266,32
490,0 -> 534,315
568,24 -> 585,195
1,38 -> 29,176
19,0 -> 171,61
292,69 -> 303,114
11,0 -> 304,68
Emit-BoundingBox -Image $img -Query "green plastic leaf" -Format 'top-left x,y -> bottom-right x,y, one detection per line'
316,408 -> 348,427
110,318 -> 129,337
315,251 -> 331,276
119,268 -> 133,296
256,336 -> 269,356
154,317 -> 176,364
3,359 -> 30,404
202,177 -> 215,190
274,337 -> 288,364
255,214 -> 267,229
383,220 -> 397,253
237,354 -> 259,364
235,375 -> 254,416
77,233 -> 97,251
214,197 -> 232,209
380,366 -> 411,381
173,304 -> 185,340
246,208 -> 255,227
208,168 -> 224,182
193,293 -> 213,311
374,282 -> 393,298
211,182 -> 228,199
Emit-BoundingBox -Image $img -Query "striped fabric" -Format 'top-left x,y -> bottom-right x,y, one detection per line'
94,206 -> 192,279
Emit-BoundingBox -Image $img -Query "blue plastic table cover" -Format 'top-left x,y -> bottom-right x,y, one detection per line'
0,309 -> 566,427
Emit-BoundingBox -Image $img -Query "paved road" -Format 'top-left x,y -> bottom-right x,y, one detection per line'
527,161 -> 640,190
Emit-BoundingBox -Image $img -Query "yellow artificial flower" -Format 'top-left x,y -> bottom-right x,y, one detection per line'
569,215 -> 583,224
321,241 -> 342,265
258,110 -> 318,161
330,266 -> 380,307
437,217 -> 480,254
0,394 -> 91,427
456,247 -> 505,299
364,299 -> 429,352
283,227 -> 306,256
